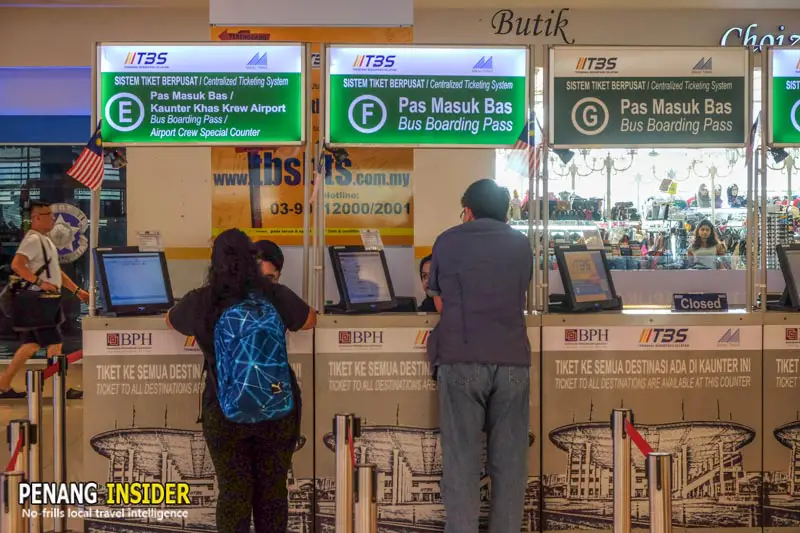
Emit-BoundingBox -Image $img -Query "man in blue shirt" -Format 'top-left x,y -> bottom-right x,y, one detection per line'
427,178 -> 533,533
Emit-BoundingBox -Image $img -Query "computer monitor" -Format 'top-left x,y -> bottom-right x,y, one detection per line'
555,245 -> 622,312
94,247 -> 174,316
776,244 -> 800,311
329,246 -> 397,313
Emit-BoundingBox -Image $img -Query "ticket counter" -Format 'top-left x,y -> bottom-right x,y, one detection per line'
763,312 -> 800,530
541,311 -> 763,533
313,313 -> 541,532
80,316 -> 315,533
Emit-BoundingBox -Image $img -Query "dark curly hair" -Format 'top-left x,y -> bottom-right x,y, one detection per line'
201,228 -> 275,332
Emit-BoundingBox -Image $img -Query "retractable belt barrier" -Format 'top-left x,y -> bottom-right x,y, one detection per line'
612,409 -> 673,533
2,350 -> 83,533
333,413 -> 378,533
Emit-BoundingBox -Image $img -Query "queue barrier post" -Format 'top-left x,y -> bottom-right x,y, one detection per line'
334,413 -> 360,533
6,420 -> 30,480
26,369 -> 43,533
51,354 -> 68,533
1,471 -> 26,533
354,464 -> 378,533
647,452 -> 673,533
611,409 -> 633,533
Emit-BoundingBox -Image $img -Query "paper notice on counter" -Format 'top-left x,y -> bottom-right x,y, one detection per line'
137,231 -> 163,252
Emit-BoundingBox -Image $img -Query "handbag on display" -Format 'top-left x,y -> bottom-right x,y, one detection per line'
0,234 -> 63,330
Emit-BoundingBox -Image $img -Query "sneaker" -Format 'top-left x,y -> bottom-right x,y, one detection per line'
0,388 -> 27,399
66,388 -> 83,400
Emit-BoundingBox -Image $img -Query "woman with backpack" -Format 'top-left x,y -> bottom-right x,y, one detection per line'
167,228 -> 316,533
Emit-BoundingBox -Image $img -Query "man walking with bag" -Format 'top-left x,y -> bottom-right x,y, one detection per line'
0,201 -> 88,397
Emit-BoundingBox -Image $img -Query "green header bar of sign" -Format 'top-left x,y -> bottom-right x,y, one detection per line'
549,46 -> 749,148
325,44 -> 530,148
97,43 -> 306,146
769,48 -> 800,147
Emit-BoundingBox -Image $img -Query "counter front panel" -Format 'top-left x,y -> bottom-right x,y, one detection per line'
541,313 -> 763,533
313,314 -> 541,533
81,316 -> 314,533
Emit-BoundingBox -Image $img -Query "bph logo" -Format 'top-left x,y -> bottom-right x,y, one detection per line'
353,55 -> 396,69
338,330 -> 383,345
786,328 -> 799,342
106,332 -> 153,347
575,57 -> 617,71
565,328 -> 609,344
639,328 -> 689,345
124,52 -> 168,66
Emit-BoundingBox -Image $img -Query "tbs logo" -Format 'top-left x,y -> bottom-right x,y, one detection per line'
353,54 -> 396,69
565,328 -> 608,343
124,52 -> 168,66
338,330 -> 383,345
106,333 -> 153,347
639,328 -> 688,345
575,56 -> 617,71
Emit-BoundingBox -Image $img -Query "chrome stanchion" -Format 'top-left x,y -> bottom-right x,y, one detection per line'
647,452 -> 673,533
612,409 -> 632,533
334,413 -> 360,533
1,471 -> 25,533
7,420 -> 30,480
354,464 -> 377,533
51,354 -> 68,533
26,369 -> 43,533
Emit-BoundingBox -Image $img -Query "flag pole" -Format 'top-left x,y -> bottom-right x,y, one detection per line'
88,188 -> 99,317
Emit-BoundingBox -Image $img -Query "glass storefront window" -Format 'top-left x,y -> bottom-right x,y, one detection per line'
0,145 -> 126,357
495,69 -> 793,306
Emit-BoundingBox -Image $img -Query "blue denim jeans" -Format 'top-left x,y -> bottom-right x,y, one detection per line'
437,363 -> 530,533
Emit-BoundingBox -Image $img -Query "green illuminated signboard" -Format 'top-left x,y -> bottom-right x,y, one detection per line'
769,48 -> 800,146
97,43 -> 306,146
550,46 -> 749,148
325,45 -> 529,148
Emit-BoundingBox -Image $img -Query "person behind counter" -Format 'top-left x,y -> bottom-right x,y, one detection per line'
687,219 -> 726,269
426,179 -> 533,533
167,229 -> 316,533
254,239 -> 284,282
418,254 -> 436,312
0,201 -> 89,398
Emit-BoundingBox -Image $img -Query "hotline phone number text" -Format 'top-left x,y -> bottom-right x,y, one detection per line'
269,201 -> 411,216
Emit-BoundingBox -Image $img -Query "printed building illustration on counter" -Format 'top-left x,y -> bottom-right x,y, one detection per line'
315,420 -> 540,533
543,401 -> 762,530
84,406 -> 315,533
765,418 -> 800,526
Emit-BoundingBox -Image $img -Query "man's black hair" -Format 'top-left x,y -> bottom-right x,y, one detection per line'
254,239 -> 285,272
30,201 -> 50,212
461,179 -> 510,222
419,254 -> 432,278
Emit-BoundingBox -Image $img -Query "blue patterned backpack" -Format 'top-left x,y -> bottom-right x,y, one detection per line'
213,297 -> 294,423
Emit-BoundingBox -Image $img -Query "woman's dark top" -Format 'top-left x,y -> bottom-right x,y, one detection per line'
419,296 -> 437,313
169,284 -> 310,412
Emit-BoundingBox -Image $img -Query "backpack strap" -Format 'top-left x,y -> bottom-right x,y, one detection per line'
17,234 -> 53,291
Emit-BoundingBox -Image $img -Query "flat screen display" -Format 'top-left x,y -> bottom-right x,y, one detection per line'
103,252 -> 170,306
562,250 -> 615,303
785,250 -> 800,284
337,251 -> 392,304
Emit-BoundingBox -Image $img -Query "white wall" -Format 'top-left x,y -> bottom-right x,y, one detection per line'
0,7 -> 212,295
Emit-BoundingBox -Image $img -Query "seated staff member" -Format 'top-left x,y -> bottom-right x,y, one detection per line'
419,255 -> 437,312
167,229 -> 316,533
254,239 -> 284,282
687,219 -> 726,269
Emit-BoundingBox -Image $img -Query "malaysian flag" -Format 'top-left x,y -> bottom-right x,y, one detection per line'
507,112 -> 541,178
67,122 -> 105,191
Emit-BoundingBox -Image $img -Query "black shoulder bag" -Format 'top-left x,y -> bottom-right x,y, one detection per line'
0,236 -> 63,330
